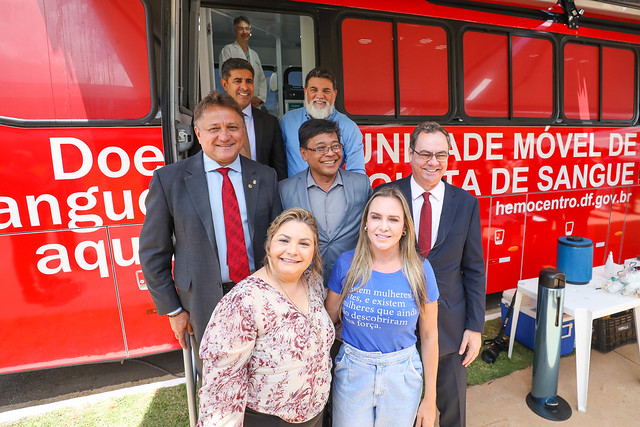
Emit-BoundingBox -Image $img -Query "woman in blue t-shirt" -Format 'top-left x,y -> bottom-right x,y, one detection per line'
325,185 -> 439,427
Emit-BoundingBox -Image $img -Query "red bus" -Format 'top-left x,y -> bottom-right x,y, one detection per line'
1,0 -> 639,374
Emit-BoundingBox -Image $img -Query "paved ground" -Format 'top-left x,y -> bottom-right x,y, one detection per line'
465,342 -> 640,426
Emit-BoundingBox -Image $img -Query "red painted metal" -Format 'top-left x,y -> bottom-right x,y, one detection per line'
0,125 -> 173,374
364,124 -> 640,291
2,0 -> 640,374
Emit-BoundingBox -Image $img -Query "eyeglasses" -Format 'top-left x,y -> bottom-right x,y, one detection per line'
304,143 -> 343,155
411,148 -> 449,162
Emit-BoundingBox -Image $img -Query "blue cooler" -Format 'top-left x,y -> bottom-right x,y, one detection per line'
556,236 -> 593,284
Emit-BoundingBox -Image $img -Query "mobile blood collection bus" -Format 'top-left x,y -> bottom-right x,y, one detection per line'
1,0 -> 638,373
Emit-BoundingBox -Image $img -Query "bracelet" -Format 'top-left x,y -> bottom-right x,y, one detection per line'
168,308 -> 184,318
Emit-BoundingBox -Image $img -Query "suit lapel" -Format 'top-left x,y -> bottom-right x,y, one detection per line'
398,176 -> 414,218
185,154 -> 217,250
252,107 -> 265,163
433,181 -> 458,250
241,156 -> 258,240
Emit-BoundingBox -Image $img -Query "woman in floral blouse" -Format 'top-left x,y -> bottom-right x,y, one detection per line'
197,208 -> 335,426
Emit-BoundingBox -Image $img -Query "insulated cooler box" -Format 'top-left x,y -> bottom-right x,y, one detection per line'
501,288 -> 575,355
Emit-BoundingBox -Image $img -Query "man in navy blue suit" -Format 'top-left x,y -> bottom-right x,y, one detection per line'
379,122 -> 486,427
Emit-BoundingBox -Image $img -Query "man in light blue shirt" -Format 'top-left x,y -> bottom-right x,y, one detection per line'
280,67 -> 366,177
140,91 -> 281,371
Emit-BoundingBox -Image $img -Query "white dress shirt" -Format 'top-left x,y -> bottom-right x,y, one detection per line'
242,104 -> 257,161
411,177 -> 445,250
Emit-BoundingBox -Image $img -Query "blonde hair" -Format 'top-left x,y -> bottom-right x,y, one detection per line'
263,208 -> 323,279
337,186 -> 429,318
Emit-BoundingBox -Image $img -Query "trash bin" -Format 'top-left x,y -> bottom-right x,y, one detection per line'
526,267 -> 572,421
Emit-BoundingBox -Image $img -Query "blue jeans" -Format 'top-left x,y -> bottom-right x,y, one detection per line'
332,342 -> 423,427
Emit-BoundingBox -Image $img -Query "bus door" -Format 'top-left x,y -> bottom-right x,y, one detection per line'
198,5 -> 316,119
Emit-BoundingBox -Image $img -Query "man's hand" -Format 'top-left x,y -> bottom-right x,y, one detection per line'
169,311 -> 194,349
459,329 -> 482,367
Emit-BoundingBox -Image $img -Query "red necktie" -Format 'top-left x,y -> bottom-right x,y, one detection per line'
217,168 -> 250,283
418,192 -> 432,258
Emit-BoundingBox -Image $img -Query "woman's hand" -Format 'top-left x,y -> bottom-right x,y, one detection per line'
415,397 -> 436,426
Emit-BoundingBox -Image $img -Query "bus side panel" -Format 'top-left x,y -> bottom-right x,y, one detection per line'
0,229 -> 125,373
362,124 -> 639,292
486,195 -> 526,293
621,186 -> 640,263
520,188 -> 614,279
0,126 -> 164,373
109,224 -> 179,357
606,187 -> 630,264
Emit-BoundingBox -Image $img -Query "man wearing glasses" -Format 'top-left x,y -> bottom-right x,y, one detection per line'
219,16 -> 267,108
379,121 -> 486,427
279,119 -> 371,285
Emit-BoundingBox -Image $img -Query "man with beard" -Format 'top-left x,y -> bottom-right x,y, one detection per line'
280,67 -> 366,177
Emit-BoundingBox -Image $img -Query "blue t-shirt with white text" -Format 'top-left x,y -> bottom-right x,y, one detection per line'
328,250 -> 439,353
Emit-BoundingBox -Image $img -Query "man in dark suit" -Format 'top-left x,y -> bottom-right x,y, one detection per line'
379,122 -> 486,427
220,58 -> 287,180
278,119 -> 371,285
139,91 -> 282,366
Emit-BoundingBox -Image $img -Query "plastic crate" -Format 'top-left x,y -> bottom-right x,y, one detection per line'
592,310 -> 637,353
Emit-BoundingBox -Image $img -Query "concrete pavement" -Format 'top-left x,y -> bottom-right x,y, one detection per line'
465,342 -> 640,426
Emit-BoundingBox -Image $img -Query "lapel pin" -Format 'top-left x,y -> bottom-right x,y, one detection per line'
248,184 -> 253,189
252,179 -> 257,184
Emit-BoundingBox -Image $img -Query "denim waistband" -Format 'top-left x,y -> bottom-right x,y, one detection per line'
342,342 -> 417,366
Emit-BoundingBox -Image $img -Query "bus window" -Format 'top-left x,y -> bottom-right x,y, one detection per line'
341,18 -> 395,116
203,8 -> 315,118
512,36 -> 553,118
341,18 -> 450,118
0,0 -> 153,122
463,30 -> 553,120
602,46 -> 636,121
463,31 -> 509,118
564,43 -> 599,121
397,23 -> 449,116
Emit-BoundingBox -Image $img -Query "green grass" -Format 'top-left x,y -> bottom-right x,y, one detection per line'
467,317 -> 534,386
8,318 -> 544,426
7,386 -> 191,427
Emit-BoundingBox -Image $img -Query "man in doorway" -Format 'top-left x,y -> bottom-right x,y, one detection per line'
219,16 -> 267,108
279,119 -> 371,285
280,67 -> 366,177
379,121 -> 486,427
220,58 -> 287,180
139,91 -> 282,370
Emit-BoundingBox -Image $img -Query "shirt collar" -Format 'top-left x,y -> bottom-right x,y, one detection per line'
410,176 -> 445,202
242,104 -> 253,119
203,151 -> 242,174
306,168 -> 343,190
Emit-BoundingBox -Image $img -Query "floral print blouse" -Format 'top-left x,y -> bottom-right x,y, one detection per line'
197,271 -> 335,426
